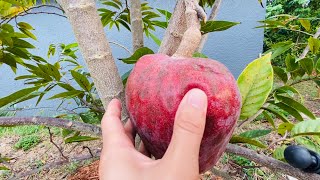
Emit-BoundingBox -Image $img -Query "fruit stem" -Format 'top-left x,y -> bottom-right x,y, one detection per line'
172,0 -> 205,58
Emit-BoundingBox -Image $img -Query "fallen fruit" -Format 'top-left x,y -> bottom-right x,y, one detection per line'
126,54 -> 241,172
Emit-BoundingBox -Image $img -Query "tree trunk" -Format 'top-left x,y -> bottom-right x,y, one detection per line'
158,0 -> 187,56
59,0 -> 128,120
130,0 -> 144,51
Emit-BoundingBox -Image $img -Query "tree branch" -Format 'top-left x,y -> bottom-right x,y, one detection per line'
158,0 -> 187,56
2,116 -> 320,179
47,127 -> 68,160
59,0 -> 128,120
299,26 -> 320,59
129,0 -> 144,51
226,144 -> 320,180
196,0 -> 222,53
0,117 -> 102,135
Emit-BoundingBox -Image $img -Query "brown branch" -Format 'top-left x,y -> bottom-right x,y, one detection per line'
130,0 -> 144,51
47,127 -> 68,160
0,117 -> 102,135
83,146 -> 94,158
226,144 -> 320,180
196,0 -> 222,52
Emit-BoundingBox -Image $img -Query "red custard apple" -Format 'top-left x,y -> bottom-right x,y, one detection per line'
125,54 -> 242,173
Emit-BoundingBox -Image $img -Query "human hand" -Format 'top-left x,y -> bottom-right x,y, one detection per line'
99,89 -> 208,180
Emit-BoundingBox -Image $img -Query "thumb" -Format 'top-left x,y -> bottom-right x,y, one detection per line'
164,88 -> 207,169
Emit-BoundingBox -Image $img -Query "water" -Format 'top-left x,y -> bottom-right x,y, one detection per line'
0,0 -> 266,116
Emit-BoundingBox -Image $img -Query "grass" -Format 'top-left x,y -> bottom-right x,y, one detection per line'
14,135 -> 41,151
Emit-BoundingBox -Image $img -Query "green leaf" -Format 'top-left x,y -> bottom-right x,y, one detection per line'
14,75 -> 37,80
0,86 -> 41,108
275,95 -> 316,120
156,8 -> 172,20
291,119 -> 320,136
71,70 -> 92,92
6,47 -> 30,59
0,53 -> 17,68
298,58 -> 314,75
65,136 -> 99,143
201,21 -> 240,34
149,32 -> 161,46
230,135 -> 267,148
62,129 -> 74,138
316,59 -> 320,74
299,19 -> 311,31
263,111 -> 275,128
270,101 -> 303,121
193,52 -> 208,58
239,129 -> 272,138
121,69 -> 132,85
285,54 -> 299,72
19,28 -> 37,40
119,47 -> 154,64
17,22 -> 34,30
48,90 -> 84,100
273,145 -> 287,161
1,24 -> 14,32
278,122 -> 294,136
12,38 -> 35,48
270,41 -> 294,59
57,83 -> 76,91
275,86 -> 302,100
272,66 -> 287,83
295,136 -> 320,154
308,37 -> 320,54
47,44 -> 55,58
237,53 -> 273,119
262,107 -> 290,123
0,166 -> 9,170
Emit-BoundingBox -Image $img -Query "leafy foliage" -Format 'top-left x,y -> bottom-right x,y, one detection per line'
14,135 -> 41,151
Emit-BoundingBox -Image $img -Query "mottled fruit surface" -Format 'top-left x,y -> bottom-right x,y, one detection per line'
125,54 -> 241,172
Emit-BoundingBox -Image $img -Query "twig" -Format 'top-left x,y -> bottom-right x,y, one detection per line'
47,127 -> 68,160
196,0 -> 222,52
83,146 -> 94,158
299,26 -> 320,59
268,131 -> 289,149
0,5 -> 65,25
0,117 -> 102,135
109,41 -> 132,54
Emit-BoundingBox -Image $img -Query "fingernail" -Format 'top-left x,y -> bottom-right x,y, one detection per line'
187,89 -> 207,109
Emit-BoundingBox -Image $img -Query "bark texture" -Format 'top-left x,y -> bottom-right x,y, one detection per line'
130,0 -> 144,51
59,0 -> 128,120
158,0 -> 187,56
196,0 -> 222,52
173,0 -> 202,58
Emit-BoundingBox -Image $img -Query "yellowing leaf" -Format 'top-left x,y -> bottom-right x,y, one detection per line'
237,53 -> 273,119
